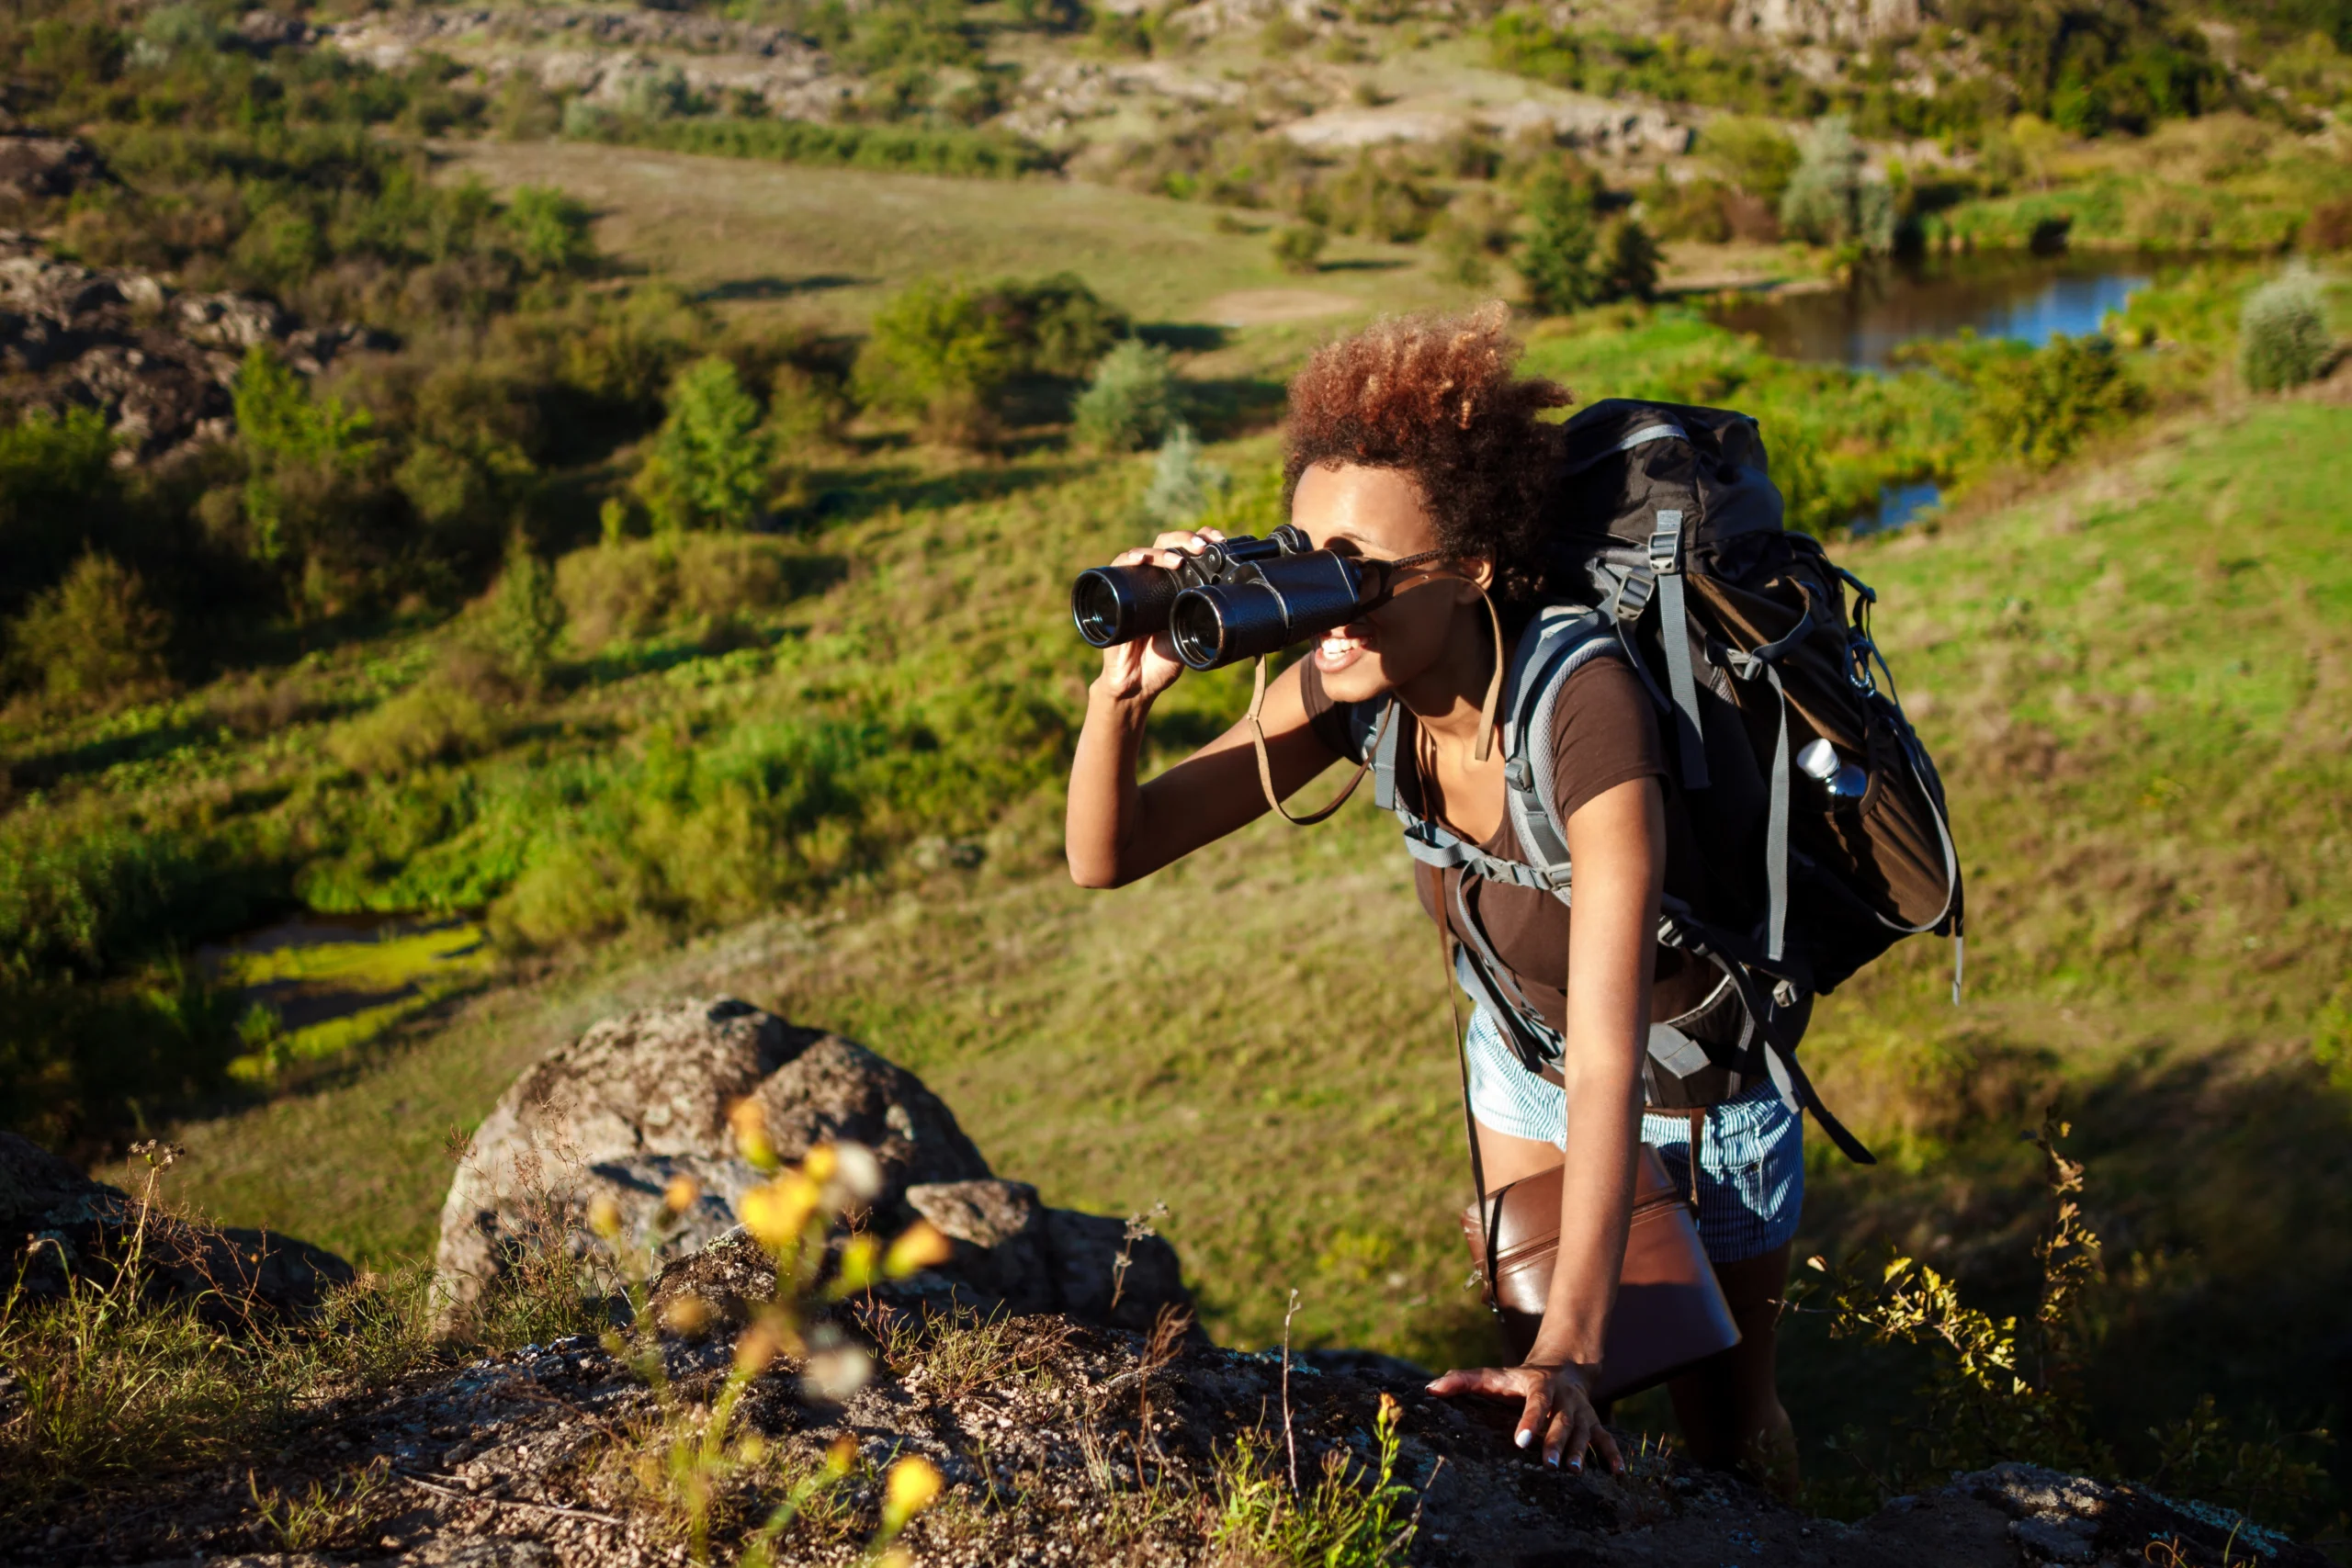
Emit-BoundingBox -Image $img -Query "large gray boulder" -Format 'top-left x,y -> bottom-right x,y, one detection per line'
434,998 -> 1193,1335
432,998 -> 995,1324
0,1133 -> 352,1324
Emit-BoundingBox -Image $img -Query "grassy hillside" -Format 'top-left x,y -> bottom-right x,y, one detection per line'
118,393 -> 2352,1516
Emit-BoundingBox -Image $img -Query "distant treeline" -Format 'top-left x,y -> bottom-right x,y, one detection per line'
566,113 -> 1057,180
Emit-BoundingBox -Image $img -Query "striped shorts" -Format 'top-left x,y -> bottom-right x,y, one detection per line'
1463,1003 -> 1804,1264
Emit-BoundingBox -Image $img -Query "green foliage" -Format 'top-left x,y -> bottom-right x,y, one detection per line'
483,534 -> 567,692
635,356 -> 773,533
1271,222 -> 1327,276
231,345 -> 385,577
1319,152 -> 1443,243
1698,115 -> 1801,209
0,409 -> 124,620
1598,216 -> 1661,304
1212,1391 -> 1417,1566
1141,423 -> 1231,525
566,112 -> 1052,178
555,533 -> 807,649
6,553 -> 173,708
326,681 -> 501,777
854,279 -> 1020,443
1952,334 -> 2151,470
503,184 -> 596,276
1811,1119 -> 2109,1481
1486,12 -> 1822,118
1779,116 -> 1896,254
854,274 -> 1125,443
2239,269 -> 2335,391
1514,169 -> 1600,315
1072,340 -> 1182,453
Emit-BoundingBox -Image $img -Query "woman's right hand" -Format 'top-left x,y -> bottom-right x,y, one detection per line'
1093,530 -> 1225,705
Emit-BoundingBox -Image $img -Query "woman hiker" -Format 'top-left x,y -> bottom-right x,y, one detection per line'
1063,307 -> 1804,1489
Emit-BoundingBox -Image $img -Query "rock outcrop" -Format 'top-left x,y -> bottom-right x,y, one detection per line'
0,1132 -> 353,1324
433,998 -> 1188,1334
0,231 -> 390,461
19,1316 -> 2326,1566
1728,0 -> 1929,44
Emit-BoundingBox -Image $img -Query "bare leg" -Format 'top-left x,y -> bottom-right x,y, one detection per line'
1666,1243 -> 1798,1496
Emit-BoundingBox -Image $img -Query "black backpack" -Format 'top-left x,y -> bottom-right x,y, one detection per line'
1361,399 -> 1962,1164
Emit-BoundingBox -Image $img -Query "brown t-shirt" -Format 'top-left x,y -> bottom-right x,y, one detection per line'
1299,653 -> 1726,1035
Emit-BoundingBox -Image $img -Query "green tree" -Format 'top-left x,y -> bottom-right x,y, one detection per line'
634,356 -> 772,532
1779,116 -> 1895,254
1600,216 -> 1661,303
1515,169 -> 1600,315
503,184 -> 596,276
1141,423 -> 1231,525
1271,222 -> 1328,276
6,553 -> 172,707
853,279 -> 1020,446
484,530 -> 568,691
1973,335 -> 2148,470
232,345 -> 380,568
1071,340 -> 1181,453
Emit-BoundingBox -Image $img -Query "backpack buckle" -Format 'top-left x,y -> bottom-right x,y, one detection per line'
1647,509 -> 1685,575
1612,570 -> 1656,622
1503,757 -> 1532,792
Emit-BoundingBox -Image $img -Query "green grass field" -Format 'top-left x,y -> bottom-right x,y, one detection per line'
120,393 -> 2352,1504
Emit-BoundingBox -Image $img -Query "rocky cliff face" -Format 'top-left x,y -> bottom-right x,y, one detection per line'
1727,0 -> 1930,44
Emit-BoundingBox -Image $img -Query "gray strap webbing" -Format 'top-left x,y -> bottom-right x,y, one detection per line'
1712,651 -> 1790,963
1649,510 -> 1710,791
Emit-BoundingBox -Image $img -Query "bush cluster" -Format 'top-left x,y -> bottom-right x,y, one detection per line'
853,274 -> 1127,446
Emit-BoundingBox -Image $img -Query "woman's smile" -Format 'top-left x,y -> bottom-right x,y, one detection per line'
1315,623 -> 1374,671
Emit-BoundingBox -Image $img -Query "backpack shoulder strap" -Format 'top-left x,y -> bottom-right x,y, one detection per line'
1498,603 -> 1625,902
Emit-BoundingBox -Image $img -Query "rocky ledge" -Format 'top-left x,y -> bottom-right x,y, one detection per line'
5,999 -> 2324,1567
0,223 -> 389,462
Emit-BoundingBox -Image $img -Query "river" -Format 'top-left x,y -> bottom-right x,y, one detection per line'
1706,254 -> 2158,531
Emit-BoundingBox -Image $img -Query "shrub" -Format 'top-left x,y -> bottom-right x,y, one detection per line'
327,682 -> 501,777
1072,340 -> 1182,453
854,279 -> 1019,446
1974,335 -> 2148,469
2240,270 -> 2333,392
231,346 -> 390,600
6,553 -> 173,708
1515,169 -> 1600,315
556,534 -> 800,649
633,355 -> 772,532
982,274 -> 1128,378
1699,115 -> 1800,208
0,408 -> 125,620
1141,423 -> 1231,525
503,185 -> 596,276
1322,152 -> 1443,243
483,533 -> 567,691
1272,222 -> 1328,275
1779,117 -> 1895,254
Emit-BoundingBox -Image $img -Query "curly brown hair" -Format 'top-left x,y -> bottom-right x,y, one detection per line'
1281,303 -> 1572,604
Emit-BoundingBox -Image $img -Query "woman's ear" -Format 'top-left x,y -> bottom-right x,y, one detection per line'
1459,556 -> 1497,596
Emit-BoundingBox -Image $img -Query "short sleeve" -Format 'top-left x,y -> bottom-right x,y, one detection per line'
1295,658 -> 1378,763
1546,656 -> 1666,823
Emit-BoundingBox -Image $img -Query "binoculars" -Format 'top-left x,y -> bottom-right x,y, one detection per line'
1070,525 -> 1413,671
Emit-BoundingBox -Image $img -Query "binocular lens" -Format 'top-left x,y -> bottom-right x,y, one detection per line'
1070,565 -> 1178,649
1170,553 -> 1379,671
1170,582 -> 1291,671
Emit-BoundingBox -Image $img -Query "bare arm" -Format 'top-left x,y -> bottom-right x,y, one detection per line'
1066,536 -> 1345,888
1529,775 -> 1660,1371
1427,773 -> 1662,1470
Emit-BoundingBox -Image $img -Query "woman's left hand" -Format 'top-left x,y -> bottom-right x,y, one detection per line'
1426,1361 -> 1624,1472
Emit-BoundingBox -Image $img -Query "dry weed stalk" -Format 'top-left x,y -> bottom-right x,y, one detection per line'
1134,1301 -> 1193,1489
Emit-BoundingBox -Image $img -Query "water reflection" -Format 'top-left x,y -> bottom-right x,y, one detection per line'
1860,479 -> 1943,536
1709,254 -> 2156,371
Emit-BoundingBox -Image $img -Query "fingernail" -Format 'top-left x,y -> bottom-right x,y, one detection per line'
1515,1429 -> 1532,1450
1569,1460 -> 1583,1473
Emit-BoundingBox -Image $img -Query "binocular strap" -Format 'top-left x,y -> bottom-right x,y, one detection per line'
1245,581 -> 1505,827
